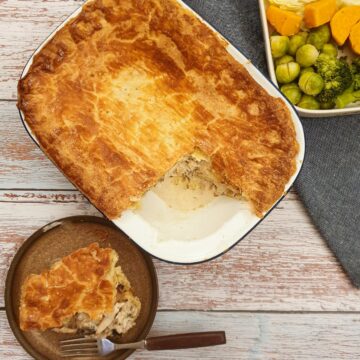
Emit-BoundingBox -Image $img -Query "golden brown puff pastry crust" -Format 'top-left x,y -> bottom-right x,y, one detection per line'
18,0 -> 299,218
20,243 -> 125,331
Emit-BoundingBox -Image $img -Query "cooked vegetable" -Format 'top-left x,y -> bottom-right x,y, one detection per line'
315,54 -> 353,103
354,76 -> 360,91
275,55 -> 295,66
349,21 -> 360,55
351,58 -> 360,91
320,101 -> 335,109
330,6 -> 360,46
270,35 -> 290,58
307,24 -> 331,50
351,58 -> 360,71
304,0 -> 337,28
300,66 -> 315,76
335,85 -> 360,108
267,5 -> 302,36
321,43 -> 338,57
298,32 -> 309,41
298,72 -> 324,95
276,62 -> 301,83
296,44 -> 319,67
288,33 -> 307,55
280,83 -> 302,104
297,94 -> 321,109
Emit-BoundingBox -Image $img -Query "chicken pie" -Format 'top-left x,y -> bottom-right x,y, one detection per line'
19,243 -> 141,337
18,0 -> 299,218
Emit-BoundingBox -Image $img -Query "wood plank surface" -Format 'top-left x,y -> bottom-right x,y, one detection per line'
0,0 -> 83,100
0,101 -> 74,189
2,311 -> 360,360
1,190 -> 360,312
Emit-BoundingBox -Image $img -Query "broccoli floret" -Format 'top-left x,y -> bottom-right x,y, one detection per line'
333,57 -> 360,107
316,81 -> 345,103
352,58 -> 360,72
351,58 -> 360,91
354,75 -> 360,91
314,54 -> 353,103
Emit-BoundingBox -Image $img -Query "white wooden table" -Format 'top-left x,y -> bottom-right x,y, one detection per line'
1,1 -> 360,359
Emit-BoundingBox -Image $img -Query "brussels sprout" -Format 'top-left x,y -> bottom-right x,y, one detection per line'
297,94 -> 320,109
307,24 -> 331,50
271,35 -> 290,58
296,44 -> 319,67
298,31 -> 309,42
288,34 -> 306,56
280,83 -> 302,105
298,72 -> 324,96
275,55 -> 295,66
321,43 -> 338,58
275,62 -> 301,83
320,101 -> 335,109
300,67 -> 315,76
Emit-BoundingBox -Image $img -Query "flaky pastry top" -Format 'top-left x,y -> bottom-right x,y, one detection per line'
20,243 -> 121,331
18,0 -> 299,218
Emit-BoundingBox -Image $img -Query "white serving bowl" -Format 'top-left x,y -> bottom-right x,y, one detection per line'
259,0 -> 360,118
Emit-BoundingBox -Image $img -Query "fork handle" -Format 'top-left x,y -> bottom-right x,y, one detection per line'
145,331 -> 226,351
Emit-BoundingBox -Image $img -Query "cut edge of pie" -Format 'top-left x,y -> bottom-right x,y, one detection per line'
19,243 -> 141,338
151,149 -> 243,212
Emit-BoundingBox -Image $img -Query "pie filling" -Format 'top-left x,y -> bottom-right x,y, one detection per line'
54,267 -> 141,338
151,151 -> 242,211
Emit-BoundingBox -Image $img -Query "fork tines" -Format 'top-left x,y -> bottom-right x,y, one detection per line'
60,338 -> 99,358
60,337 -> 98,345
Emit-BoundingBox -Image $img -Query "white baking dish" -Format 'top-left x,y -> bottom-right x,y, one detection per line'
259,0 -> 360,118
19,0 -> 305,264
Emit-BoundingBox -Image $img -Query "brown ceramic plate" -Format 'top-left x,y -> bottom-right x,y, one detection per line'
5,216 -> 158,360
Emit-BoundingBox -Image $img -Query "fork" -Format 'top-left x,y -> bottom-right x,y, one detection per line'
60,331 -> 226,357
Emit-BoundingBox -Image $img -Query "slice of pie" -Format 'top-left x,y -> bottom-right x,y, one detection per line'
19,243 -> 141,338
18,0 -> 299,219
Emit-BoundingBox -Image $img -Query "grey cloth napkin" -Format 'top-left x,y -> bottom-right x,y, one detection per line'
183,0 -> 360,287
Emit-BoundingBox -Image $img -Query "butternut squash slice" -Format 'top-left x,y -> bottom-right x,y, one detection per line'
266,5 -> 302,36
350,21 -> 360,55
330,6 -> 360,46
304,0 -> 337,29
